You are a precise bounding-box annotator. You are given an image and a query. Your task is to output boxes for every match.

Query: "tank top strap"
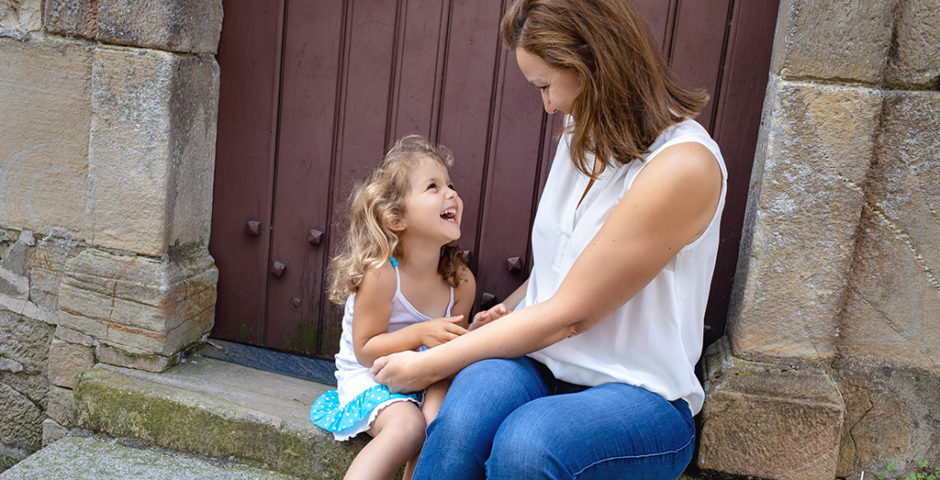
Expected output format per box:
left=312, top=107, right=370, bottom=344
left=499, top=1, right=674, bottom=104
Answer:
left=445, top=286, right=455, bottom=316
left=390, top=257, right=401, bottom=295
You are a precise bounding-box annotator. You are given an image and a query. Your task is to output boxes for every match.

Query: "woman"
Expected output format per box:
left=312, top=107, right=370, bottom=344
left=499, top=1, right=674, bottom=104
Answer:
left=371, top=0, right=725, bottom=478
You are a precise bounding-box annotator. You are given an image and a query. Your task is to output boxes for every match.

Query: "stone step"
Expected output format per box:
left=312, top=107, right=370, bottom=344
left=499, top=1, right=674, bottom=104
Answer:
left=71, top=356, right=367, bottom=480
left=0, top=435, right=298, bottom=480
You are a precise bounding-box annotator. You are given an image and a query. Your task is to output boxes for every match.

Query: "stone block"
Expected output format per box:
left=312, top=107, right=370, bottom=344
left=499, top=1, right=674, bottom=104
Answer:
left=0, top=383, right=44, bottom=451
left=59, top=249, right=217, bottom=358
left=885, top=0, right=940, bottom=87
left=728, top=77, right=883, bottom=362
left=96, top=344, right=172, bottom=373
left=54, top=325, right=96, bottom=348
left=41, top=419, right=67, bottom=447
left=0, top=0, right=41, bottom=33
left=96, top=0, right=222, bottom=54
left=43, top=0, right=99, bottom=39
left=0, top=310, right=54, bottom=376
left=833, top=360, right=940, bottom=477
left=88, top=46, right=219, bottom=257
left=838, top=91, right=940, bottom=373
left=47, top=339, right=95, bottom=389
left=0, top=37, right=92, bottom=238
left=771, top=0, right=895, bottom=84
left=698, top=338, right=844, bottom=480
left=29, top=231, right=81, bottom=315
left=46, top=385, right=75, bottom=426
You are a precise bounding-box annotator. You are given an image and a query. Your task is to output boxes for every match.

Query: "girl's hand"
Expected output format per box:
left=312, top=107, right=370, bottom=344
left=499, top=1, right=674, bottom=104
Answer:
left=419, top=315, right=467, bottom=348
left=371, top=350, right=435, bottom=393
left=469, top=303, right=508, bottom=331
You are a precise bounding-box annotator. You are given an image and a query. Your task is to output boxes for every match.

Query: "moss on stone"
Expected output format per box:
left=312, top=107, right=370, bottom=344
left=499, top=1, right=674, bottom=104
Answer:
left=73, top=366, right=365, bottom=479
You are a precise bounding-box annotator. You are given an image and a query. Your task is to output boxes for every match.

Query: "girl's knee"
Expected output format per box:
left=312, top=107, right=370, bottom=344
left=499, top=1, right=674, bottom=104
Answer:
left=373, top=402, right=426, bottom=445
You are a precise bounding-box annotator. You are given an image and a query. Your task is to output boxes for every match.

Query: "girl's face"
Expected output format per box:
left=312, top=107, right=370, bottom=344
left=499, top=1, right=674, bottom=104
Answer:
left=515, top=47, right=582, bottom=116
left=397, top=155, right=463, bottom=244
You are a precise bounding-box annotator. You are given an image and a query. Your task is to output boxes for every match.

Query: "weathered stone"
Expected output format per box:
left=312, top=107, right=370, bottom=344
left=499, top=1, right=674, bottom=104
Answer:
left=838, top=91, right=940, bottom=373
left=43, top=0, right=99, bottom=39
left=1, top=241, right=29, bottom=276
left=96, top=344, right=172, bottom=373
left=96, top=0, right=222, bottom=54
left=0, top=0, right=41, bottom=33
left=73, top=360, right=365, bottom=479
left=771, top=0, right=895, bottom=84
left=727, top=77, right=883, bottom=362
left=47, top=339, right=95, bottom=388
left=0, top=357, right=23, bottom=373
left=2, top=436, right=299, bottom=480
left=0, top=311, right=53, bottom=376
left=0, top=267, right=27, bottom=299
left=0, top=383, right=44, bottom=451
left=54, top=325, right=96, bottom=348
left=59, top=249, right=217, bottom=357
left=698, top=338, right=844, bottom=480
left=40, top=418, right=67, bottom=447
left=0, top=37, right=92, bottom=238
left=46, top=385, right=74, bottom=426
left=833, top=360, right=940, bottom=477
left=29, top=232, right=82, bottom=313
left=88, top=46, right=219, bottom=257
left=885, top=0, right=940, bottom=87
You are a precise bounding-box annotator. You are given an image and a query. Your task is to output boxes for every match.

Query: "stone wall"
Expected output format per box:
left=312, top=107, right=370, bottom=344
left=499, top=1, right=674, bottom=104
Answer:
left=0, top=0, right=222, bottom=467
left=699, top=1, right=939, bottom=479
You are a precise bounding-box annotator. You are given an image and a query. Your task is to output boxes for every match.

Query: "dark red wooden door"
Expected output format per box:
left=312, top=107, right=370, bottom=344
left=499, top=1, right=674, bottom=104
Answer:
left=210, top=0, right=779, bottom=357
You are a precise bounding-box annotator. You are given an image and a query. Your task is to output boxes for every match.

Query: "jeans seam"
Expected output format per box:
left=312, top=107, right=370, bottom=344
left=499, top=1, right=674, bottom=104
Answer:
left=571, top=428, right=695, bottom=479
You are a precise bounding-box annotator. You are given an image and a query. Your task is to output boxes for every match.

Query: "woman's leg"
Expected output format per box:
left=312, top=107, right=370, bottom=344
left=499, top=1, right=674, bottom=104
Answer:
left=344, top=401, right=426, bottom=480
left=412, top=357, right=552, bottom=480
left=485, top=383, right=695, bottom=480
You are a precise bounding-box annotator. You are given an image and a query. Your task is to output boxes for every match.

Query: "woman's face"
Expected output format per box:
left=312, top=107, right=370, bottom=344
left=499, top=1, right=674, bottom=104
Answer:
left=515, top=47, right=582, bottom=116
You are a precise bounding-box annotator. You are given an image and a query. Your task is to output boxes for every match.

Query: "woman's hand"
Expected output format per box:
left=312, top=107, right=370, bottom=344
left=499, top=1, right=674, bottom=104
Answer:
left=469, top=303, right=508, bottom=331
left=371, top=350, right=437, bottom=393
left=418, top=315, right=467, bottom=348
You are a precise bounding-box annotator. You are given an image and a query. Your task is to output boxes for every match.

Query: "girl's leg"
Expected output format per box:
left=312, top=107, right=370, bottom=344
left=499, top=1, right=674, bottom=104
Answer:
left=412, top=357, right=552, bottom=480
left=485, top=383, right=695, bottom=480
left=402, top=379, right=451, bottom=480
left=344, top=401, right=426, bottom=480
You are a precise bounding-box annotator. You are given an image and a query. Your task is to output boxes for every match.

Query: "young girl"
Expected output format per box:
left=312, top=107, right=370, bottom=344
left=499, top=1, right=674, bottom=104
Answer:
left=309, top=135, right=476, bottom=480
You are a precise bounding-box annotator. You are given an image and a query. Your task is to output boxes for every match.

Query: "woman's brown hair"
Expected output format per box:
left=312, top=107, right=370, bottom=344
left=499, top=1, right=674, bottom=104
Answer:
left=502, top=0, right=708, bottom=177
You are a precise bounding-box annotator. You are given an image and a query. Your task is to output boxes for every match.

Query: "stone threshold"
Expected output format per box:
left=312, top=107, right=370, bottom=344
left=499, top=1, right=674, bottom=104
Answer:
left=0, top=434, right=297, bottom=480
left=71, top=355, right=367, bottom=479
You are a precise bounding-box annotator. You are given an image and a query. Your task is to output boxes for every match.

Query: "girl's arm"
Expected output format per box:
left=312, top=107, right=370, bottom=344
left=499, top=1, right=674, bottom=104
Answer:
left=450, top=266, right=477, bottom=328
left=372, top=142, right=722, bottom=392
left=352, top=263, right=465, bottom=367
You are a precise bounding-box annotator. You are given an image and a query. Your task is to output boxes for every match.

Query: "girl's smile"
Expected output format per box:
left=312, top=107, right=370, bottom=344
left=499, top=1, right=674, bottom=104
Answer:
left=398, top=155, right=463, bottom=243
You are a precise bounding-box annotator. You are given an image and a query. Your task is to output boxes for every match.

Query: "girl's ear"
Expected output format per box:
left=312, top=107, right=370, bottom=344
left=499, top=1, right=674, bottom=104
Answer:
left=387, top=218, right=406, bottom=232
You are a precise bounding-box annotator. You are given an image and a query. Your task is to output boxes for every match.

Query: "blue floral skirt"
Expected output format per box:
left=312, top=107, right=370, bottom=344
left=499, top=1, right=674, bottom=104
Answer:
left=310, top=384, right=421, bottom=441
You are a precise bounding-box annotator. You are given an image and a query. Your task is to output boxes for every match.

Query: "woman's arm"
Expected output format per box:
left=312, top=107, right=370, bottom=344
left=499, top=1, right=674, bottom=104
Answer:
left=372, top=142, right=722, bottom=391
left=352, top=263, right=466, bottom=366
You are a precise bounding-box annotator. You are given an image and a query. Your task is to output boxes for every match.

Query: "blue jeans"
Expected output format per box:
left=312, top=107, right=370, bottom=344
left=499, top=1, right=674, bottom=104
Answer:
left=412, top=357, right=695, bottom=480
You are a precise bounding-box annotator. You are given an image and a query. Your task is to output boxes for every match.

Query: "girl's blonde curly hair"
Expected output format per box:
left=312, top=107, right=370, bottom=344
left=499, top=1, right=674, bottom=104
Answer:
left=327, top=135, right=465, bottom=304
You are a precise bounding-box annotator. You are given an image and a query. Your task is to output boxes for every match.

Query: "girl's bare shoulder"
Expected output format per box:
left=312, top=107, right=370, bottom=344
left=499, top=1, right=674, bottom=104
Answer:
left=358, top=261, right=397, bottom=300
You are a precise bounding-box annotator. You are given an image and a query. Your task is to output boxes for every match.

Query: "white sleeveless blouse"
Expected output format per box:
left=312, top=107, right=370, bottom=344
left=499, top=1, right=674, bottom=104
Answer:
left=524, top=118, right=726, bottom=415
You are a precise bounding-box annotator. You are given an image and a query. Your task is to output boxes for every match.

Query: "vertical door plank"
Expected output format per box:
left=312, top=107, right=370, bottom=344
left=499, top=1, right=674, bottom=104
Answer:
left=209, top=0, right=284, bottom=345
left=705, top=0, right=779, bottom=345
left=632, top=0, right=675, bottom=49
left=265, top=0, right=346, bottom=353
left=319, top=0, right=400, bottom=356
left=436, top=0, right=505, bottom=270
left=475, top=46, right=547, bottom=303
left=668, top=0, right=732, bottom=133
left=388, top=0, right=448, bottom=141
